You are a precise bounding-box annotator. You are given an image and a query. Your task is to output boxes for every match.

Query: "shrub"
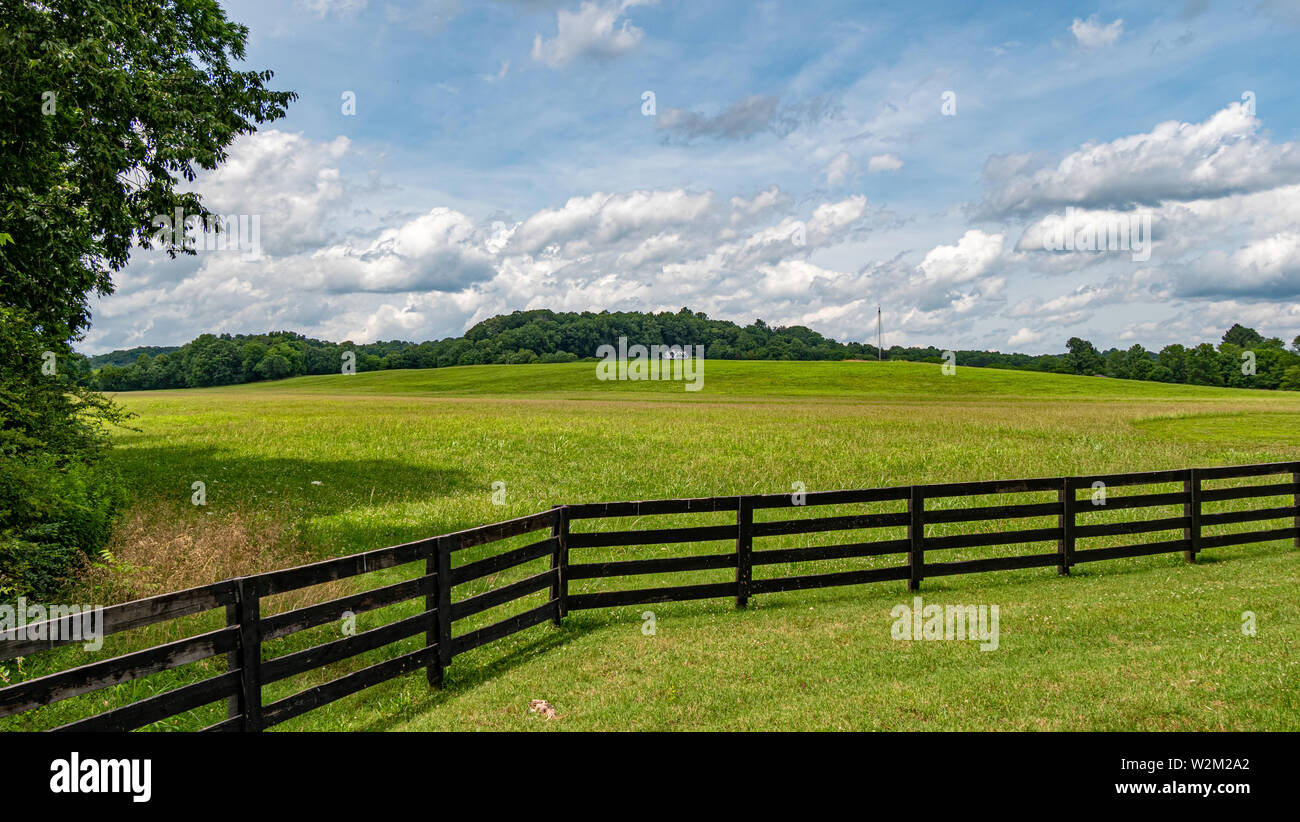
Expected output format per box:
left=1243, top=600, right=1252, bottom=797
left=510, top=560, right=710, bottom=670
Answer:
left=0, top=455, right=124, bottom=599
left=1281, top=366, right=1300, bottom=391
left=0, top=307, right=130, bottom=600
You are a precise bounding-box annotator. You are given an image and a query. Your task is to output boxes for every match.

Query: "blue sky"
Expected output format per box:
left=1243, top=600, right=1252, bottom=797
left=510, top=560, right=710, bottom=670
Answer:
left=84, top=0, right=1300, bottom=354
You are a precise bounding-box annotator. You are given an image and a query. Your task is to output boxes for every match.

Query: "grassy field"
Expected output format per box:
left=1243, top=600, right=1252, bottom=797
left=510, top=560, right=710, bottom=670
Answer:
left=4, top=360, right=1300, bottom=731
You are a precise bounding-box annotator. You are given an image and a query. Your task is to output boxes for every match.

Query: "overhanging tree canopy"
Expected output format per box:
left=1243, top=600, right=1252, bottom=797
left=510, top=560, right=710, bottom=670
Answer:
left=0, top=0, right=295, bottom=598
left=0, top=0, right=296, bottom=343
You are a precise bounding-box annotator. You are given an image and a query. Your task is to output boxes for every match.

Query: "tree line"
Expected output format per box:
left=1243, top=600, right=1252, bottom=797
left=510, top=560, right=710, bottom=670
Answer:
left=888, top=324, right=1300, bottom=390
left=83, top=311, right=1300, bottom=393
left=83, top=308, right=883, bottom=390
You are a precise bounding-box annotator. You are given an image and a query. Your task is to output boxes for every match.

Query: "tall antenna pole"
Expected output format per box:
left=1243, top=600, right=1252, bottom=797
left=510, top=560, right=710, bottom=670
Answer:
left=877, top=305, right=882, bottom=361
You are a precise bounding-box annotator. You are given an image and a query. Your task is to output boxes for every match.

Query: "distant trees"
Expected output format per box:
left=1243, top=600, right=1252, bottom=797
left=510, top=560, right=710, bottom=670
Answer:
left=1185, top=343, right=1224, bottom=386
left=1066, top=337, right=1105, bottom=375
left=881, top=324, right=1299, bottom=391
left=1053, top=324, right=1300, bottom=392
left=876, top=323, right=1300, bottom=393
left=1125, top=345, right=1156, bottom=381
left=1282, top=367, right=1300, bottom=392
left=1158, top=344, right=1188, bottom=383
left=91, top=330, right=373, bottom=391
left=82, top=309, right=886, bottom=391
left=79, top=313, right=1300, bottom=396
left=1222, top=323, right=1264, bottom=349
left=1101, top=344, right=1154, bottom=381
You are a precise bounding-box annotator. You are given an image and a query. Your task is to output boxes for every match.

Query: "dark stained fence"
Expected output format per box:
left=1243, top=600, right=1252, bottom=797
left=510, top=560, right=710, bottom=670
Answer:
left=0, top=511, right=563, bottom=732
left=913, top=477, right=1061, bottom=582
left=441, top=509, right=562, bottom=660
left=746, top=487, right=912, bottom=597
left=565, top=495, right=741, bottom=610
left=2, top=461, right=1297, bottom=731
left=0, top=581, right=240, bottom=731
left=247, top=532, right=439, bottom=731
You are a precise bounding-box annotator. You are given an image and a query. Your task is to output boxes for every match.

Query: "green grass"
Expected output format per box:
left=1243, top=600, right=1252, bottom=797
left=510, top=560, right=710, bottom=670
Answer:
left=4, top=360, right=1299, bottom=731
left=209, top=359, right=1289, bottom=401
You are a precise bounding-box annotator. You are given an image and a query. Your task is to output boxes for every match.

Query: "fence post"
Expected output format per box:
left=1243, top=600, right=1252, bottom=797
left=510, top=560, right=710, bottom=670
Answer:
left=1184, top=468, right=1200, bottom=564
left=234, top=576, right=263, bottom=732
left=425, top=550, right=443, bottom=689
left=735, top=497, right=753, bottom=608
left=225, top=601, right=241, bottom=720
left=550, top=505, right=569, bottom=625
left=437, top=537, right=453, bottom=671
left=908, top=486, right=923, bottom=592
left=1293, top=465, right=1299, bottom=549
left=1058, top=478, right=1073, bottom=576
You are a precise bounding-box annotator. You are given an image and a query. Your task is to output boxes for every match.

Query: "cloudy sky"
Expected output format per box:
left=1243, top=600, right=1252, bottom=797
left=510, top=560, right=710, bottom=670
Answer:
left=83, top=0, right=1300, bottom=354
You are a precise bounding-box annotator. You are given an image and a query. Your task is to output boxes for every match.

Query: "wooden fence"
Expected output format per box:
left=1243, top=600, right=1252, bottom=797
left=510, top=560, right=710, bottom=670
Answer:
left=2, top=461, right=1297, bottom=731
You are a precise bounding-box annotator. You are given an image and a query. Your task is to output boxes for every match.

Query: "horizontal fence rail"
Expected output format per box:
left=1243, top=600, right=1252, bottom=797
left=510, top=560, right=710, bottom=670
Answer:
left=2, top=462, right=1297, bottom=731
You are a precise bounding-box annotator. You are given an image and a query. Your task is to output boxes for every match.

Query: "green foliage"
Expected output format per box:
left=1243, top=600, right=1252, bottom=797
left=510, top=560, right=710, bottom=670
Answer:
left=85, top=311, right=887, bottom=390
left=255, top=353, right=292, bottom=381
left=0, top=0, right=293, bottom=597
left=84, top=312, right=1300, bottom=396
left=0, top=0, right=296, bottom=341
left=1065, top=337, right=1105, bottom=375
left=0, top=307, right=130, bottom=598
left=1149, top=365, right=1174, bottom=383
left=1186, top=343, right=1225, bottom=386
left=1281, top=366, right=1300, bottom=392
left=1222, top=322, right=1265, bottom=348
left=0, top=454, right=123, bottom=599
left=83, top=345, right=181, bottom=370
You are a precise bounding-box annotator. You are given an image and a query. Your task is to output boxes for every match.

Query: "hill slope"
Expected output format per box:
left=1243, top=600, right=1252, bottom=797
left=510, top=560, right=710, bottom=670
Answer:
left=154, top=359, right=1289, bottom=402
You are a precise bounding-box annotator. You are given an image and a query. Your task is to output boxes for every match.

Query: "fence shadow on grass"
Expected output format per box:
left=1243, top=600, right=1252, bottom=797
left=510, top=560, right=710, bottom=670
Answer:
left=336, top=621, right=602, bottom=732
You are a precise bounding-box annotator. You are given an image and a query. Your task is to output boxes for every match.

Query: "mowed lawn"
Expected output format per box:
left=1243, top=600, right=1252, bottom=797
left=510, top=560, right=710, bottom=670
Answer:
left=7, top=360, right=1300, bottom=730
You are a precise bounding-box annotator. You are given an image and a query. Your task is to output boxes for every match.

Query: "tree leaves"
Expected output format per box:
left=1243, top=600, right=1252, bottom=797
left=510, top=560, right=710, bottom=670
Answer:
left=0, top=0, right=296, bottom=342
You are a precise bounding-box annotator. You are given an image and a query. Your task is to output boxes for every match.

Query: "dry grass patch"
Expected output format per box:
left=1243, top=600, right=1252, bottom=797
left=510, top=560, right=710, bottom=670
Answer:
left=73, top=504, right=345, bottom=617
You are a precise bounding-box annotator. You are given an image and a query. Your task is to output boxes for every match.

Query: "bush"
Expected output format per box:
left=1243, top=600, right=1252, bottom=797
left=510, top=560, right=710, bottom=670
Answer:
left=505, top=349, right=539, bottom=364
left=0, top=455, right=124, bottom=599
left=254, top=353, right=292, bottom=381
left=1281, top=366, right=1300, bottom=391
left=0, top=307, right=130, bottom=600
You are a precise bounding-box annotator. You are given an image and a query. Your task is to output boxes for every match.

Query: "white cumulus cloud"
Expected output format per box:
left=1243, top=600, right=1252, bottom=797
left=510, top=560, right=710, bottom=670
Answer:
left=867, top=153, right=903, bottom=173
left=1070, top=15, right=1123, bottom=49
left=531, top=1, right=653, bottom=67
left=978, top=103, right=1300, bottom=217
